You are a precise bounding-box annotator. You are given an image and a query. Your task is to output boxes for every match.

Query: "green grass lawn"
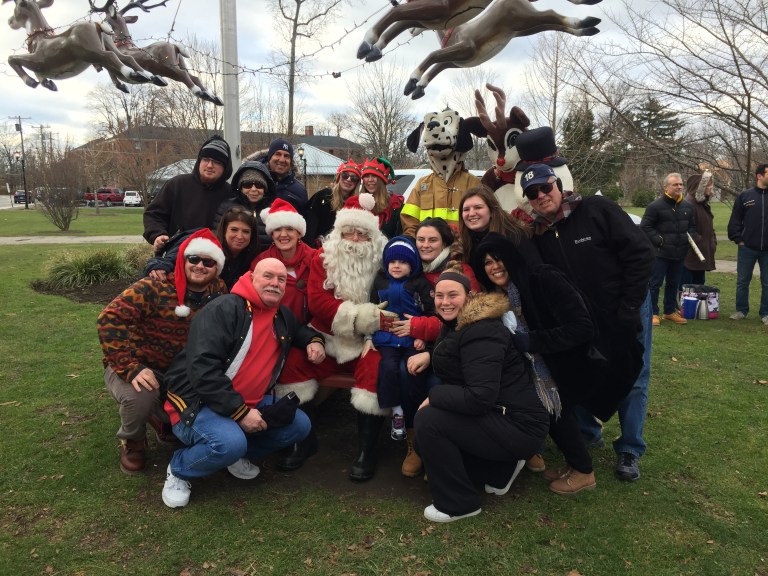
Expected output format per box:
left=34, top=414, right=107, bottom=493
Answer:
left=0, top=207, right=144, bottom=236
left=1, top=244, right=767, bottom=575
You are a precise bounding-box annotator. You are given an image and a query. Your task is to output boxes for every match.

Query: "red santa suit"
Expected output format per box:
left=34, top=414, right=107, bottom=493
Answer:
left=277, top=193, right=391, bottom=415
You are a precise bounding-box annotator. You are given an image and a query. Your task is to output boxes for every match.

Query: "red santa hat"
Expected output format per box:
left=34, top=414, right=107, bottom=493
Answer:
left=336, top=159, right=361, bottom=182
left=260, top=198, right=307, bottom=236
left=173, top=228, right=225, bottom=317
left=333, top=193, right=380, bottom=238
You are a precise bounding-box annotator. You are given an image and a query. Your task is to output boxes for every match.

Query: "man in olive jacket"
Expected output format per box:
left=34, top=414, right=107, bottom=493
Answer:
left=640, top=173, right=698, bottom=325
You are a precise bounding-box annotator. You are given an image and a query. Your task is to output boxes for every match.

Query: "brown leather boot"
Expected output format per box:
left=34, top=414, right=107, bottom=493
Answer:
left=549, top=469, right=596, bottom=495
left=120, top=438, right=147, bottom=475
left=401, top=429, right=422, bottom=478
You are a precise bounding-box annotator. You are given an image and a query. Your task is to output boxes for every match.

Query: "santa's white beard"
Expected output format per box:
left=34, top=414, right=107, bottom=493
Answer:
left=322, top=237, right=382, bottom=303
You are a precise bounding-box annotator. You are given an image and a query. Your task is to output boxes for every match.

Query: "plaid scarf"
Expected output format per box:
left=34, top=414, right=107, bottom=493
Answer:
left=532, top=191, right=582, bottom=235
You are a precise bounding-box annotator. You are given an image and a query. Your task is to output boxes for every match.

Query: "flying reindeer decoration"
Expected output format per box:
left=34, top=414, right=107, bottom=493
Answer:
left=89, top=0, right=223, bottom=105
left=402, top=0, right=601, bottom=99
left=357, top=0, right=602, bottom=63
left=3, top=0, right=166, bottom=93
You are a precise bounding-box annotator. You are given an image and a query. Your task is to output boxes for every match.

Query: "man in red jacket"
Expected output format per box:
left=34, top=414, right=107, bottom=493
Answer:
left=276, top=193, right=397, bottom=481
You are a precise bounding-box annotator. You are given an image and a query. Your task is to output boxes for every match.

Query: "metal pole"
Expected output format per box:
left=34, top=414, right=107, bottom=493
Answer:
left=220, top=0, right=241, bottom=174
left=11, top=116, right=30, bottom=209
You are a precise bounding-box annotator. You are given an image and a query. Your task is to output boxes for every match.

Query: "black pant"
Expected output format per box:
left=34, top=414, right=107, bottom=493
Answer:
left=376, top=347, right=425, bottom=409
left=414, top=405, right=547, bottom=516
left=548, top=405, right=593, bottom=473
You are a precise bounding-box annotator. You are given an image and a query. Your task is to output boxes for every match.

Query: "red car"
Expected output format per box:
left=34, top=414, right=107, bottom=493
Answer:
left=83, top=187, right=125, bottom=207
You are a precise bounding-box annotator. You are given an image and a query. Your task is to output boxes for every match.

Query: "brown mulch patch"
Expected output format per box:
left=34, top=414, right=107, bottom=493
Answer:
left=32, top=278, right=139, bottom=305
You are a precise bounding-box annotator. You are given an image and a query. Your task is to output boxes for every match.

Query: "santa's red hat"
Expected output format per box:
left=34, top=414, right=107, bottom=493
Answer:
left=173, top=229, right=225, bottom=317
left=336, top=159, right=361, bottom=182
left=334, top=193, right=380, bottom=238
left=260, top=198, right=307, bottom=236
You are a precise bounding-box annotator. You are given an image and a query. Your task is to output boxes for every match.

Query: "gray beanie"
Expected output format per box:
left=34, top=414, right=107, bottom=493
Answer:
left=200, top=137, right=230, bottom=165
left=238, top=169, right=268, bottom=190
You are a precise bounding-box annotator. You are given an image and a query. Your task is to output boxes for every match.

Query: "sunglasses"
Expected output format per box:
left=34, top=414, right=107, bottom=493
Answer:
left=523, top=181, right=555, bottom=200
left=240, top=181, right=265, bottom=190
left=186, top=255, right=217, bottom=268
left=340, top=173, right=360, bottom=183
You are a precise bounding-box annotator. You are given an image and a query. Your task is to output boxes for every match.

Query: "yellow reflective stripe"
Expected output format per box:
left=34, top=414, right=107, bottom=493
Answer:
left=400, top=203, right=423, bottom=218
left=432, top=208, right=459, bottom=221
left=166, top=391, right=186, bottom=411
left=232, top=404, right=249, bottom=421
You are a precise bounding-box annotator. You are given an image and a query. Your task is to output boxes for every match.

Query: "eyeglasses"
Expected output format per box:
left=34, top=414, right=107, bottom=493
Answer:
left=523, top=181, right=555, bottom=200
left=240, top=181, right=265, bottom=190
left=340, top=227, right=370, bottom=240
left=340, top=173, right=360, bottom=183
left=186, top=255, right=217, bottom=268
left=200, top=157, right=223, bottom=167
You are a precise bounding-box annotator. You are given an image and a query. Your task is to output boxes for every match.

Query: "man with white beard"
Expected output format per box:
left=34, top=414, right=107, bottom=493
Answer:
left=275, top=193, right=397, bottom=481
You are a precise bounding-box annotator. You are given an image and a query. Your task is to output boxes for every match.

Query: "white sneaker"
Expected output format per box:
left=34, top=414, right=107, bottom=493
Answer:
left=730, top=311, right=746, bottom=320
left=423, top=504, right=481, bottom=523
left=227, top=458, right=261, bottom=480
left=485, top=459, right=526, bottom=496
left=762, top=316, right=768, bottom=326
left=162, top=464, right=191, bottom=508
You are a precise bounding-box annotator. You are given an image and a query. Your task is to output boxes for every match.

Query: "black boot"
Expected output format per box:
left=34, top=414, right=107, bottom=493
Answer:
left=276, top=405, right=318, bottom=471
left=349, top=412, right=385, bottom=482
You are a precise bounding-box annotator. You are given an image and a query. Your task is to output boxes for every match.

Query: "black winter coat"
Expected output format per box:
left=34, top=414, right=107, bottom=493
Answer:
left=302, top=187, right=335, bottom=247
left=532, top=196, right=654, bottom=420
left=165, top=294, right=323, bottom=425
left=143, top=135, right=233, bottom=244
left=640, top=194, right=698, bottom=260
left=429, top=292, right=549, bottom=432
left=728, top=187, right=768, bottom=251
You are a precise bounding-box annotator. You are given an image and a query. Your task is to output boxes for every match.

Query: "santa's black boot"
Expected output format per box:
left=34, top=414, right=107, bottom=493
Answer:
left=349, top=412, right=385, bottom=482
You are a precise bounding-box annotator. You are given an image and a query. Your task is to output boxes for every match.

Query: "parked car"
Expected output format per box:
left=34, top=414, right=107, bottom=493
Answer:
left=13, top=190, right=28, bottom=204
left=387, top=169, right=487, bottom=203
left=123, top=190, right=143, bottom=207
left=83, top=187, right=125, bottom=207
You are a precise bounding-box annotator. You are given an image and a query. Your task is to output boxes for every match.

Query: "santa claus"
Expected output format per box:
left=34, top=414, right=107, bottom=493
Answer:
left=275, top=193, right=396, bottom=481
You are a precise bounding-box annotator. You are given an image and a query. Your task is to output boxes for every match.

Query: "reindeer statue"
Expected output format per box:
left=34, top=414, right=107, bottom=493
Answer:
left=401, top=0, right=601, bottom=99
left=357, top=0, right=602, bottom=63
left=89, top=0, right=223, bottom=105
left=474, top=84, right=573, bottom=215
left=3, top=0, right=165, bottom=93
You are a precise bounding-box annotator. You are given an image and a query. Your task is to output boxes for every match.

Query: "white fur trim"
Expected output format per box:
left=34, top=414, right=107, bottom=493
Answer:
left=260, top=206, right=307, bottom=236
left=184, top=237, right=226, bottom=276
left=353, top=302, right=380, bottom=336
left=350, top=388, right=388, bottom=416
left=274, top=379, right=318, bottom=404
left=358, top=192, right=376, bottom=211
left=175, top=305, right=191, bottom=317
left=334, top=207, right=380, bottom=237
left=331, top=301, right=359, bottom=338
left=325, top=333, right=364, bottom=364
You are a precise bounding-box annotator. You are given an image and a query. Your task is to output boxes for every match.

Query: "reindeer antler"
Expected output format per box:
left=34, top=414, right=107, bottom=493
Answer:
left=120, top=0, right=169, bottom=14
left=89, top=0, right=116, bottom=13
left=485, top=83, right=508, bottom=132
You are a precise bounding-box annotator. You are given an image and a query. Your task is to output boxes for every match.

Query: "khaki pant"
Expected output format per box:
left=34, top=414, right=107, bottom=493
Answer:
left=104, top=366, right=167, bottom=441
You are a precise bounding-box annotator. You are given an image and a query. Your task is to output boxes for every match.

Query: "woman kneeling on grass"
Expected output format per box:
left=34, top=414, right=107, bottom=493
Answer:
left=409, top=265, right=549, bottom=522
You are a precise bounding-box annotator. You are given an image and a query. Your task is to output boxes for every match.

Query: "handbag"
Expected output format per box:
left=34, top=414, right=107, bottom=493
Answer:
left=259, top=391, right=300, bottom=428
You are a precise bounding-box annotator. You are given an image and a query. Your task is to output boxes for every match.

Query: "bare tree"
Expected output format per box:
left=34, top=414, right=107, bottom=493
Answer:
left=566, top=0, right=768, bottom=195
left=34, top=140, right=81, bottom=231
left=268, top=0, right=343, bottom=136
left=349, top=60, right=416, bottom=167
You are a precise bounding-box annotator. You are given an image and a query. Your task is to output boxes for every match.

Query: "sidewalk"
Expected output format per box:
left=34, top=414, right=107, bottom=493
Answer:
left=0, top=235, right=143, bottom=245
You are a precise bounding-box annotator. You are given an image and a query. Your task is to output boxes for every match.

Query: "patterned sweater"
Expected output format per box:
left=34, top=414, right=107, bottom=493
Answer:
left=97, top=273, right=227, bottom=383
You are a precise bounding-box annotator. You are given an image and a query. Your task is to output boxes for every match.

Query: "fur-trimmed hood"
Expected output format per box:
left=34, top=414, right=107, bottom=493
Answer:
left=686, top=170, right=713, bottom=203
left=456, top=292, right=509, bottom=330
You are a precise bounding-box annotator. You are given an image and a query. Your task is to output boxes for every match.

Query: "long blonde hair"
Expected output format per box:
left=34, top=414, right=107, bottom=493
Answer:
left=330, top=180, right=358, bottom=212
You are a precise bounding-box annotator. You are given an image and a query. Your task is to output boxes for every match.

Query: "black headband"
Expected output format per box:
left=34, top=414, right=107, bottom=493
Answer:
left=436, top=271, right=471, bottom=292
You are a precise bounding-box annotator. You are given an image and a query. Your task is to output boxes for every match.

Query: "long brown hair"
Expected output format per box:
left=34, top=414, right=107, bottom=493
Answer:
left=216, top=206, right=259, bottom=262
left=458, top=186, right=528, bottom=262
left=330, top=180, right=359, bottom=212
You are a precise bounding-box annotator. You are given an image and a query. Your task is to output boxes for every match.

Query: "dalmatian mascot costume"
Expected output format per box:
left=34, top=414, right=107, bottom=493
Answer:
left=400, top=109, right=484, bottom=237
left=474, top=84, right=573, bottom=217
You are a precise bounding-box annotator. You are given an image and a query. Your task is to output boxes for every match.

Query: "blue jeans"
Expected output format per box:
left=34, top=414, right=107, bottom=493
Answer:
left=576, top=291, right=652, bottom=458
left=170, top=399, right=311, bottom=480
left=735, top=245, right=768, bottom=317
left=649, top=257, right=684, bottom=315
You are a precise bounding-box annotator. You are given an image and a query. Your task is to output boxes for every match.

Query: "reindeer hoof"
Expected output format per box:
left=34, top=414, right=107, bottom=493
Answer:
left=151, top=75, right=168, bottom=87
left=356, top=41, right=373, bottom=60
left=211, top=95, right=224, bottom=106
left=364, top=47, right=382, bottom=63
left=129, top=71, right=151, bottom=83
left=403, top=78, right=418, bottom=96
left=25, top=78, right=40, bottom=89
left=42, top=79, right=57, bottom=91
left=582, top=27, right=600, bottom=36
left=581, top=16, right=601, bottom=28
left=117, top=83, right=129, bottom=94
left=411, top=86, right=426, bottom=100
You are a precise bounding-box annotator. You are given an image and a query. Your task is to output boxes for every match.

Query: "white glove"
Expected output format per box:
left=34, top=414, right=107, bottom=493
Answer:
left=501, top=310, right=518, bottom=333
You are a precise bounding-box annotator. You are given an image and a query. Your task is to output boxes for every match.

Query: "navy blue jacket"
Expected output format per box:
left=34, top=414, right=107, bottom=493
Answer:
left=370, top=271, right=434, bottom=348
left=728, top=187, right=768, bottom=251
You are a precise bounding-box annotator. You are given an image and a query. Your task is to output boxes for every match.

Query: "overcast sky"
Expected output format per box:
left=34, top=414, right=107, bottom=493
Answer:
left=0, top=0, right=633, bottom=148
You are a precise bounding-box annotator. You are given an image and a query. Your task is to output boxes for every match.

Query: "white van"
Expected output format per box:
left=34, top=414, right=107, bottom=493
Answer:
left=387, top=169, right=486, bottom=202
left=123, top=191, right=143, bottom=207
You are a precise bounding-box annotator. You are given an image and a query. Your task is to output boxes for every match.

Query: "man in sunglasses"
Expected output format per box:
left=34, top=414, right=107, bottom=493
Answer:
left=523, top=163, right=655, bottom=483
left=98, top=229, right=228, bottom=476
left=144, top=135, right=233, bottom=253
